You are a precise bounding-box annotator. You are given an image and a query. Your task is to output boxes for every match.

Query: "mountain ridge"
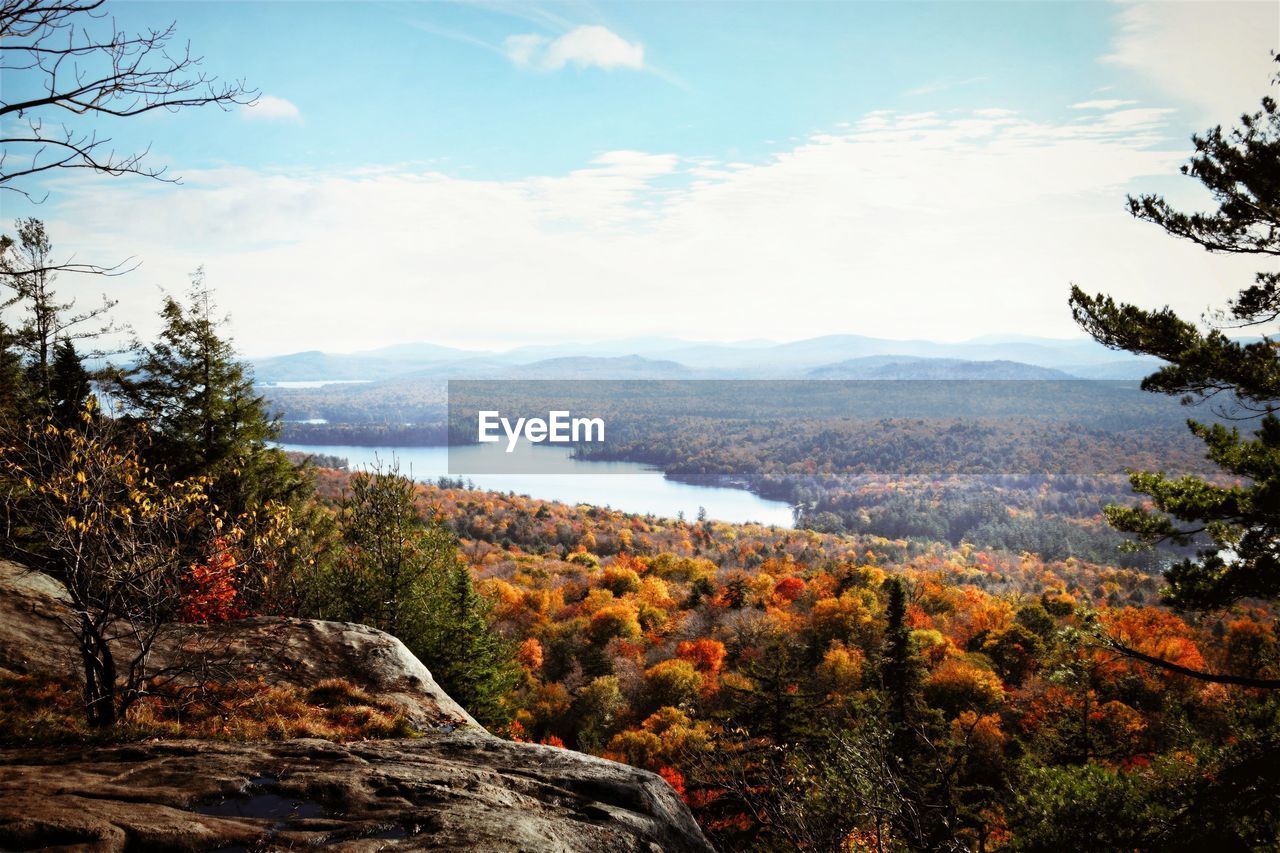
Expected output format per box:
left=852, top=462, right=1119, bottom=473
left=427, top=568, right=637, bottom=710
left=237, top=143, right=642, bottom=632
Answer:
left=254, top=334, right=1162, bottom=383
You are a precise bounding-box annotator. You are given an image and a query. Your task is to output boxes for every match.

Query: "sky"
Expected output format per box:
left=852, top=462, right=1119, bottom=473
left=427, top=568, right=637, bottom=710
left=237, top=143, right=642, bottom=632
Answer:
left=2, top=0, right=1278, bottom=356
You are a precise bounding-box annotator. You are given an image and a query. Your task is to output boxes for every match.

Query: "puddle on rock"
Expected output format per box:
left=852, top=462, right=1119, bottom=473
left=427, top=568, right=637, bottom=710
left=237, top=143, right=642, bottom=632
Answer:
left=194, top=774, right=328, bottom=824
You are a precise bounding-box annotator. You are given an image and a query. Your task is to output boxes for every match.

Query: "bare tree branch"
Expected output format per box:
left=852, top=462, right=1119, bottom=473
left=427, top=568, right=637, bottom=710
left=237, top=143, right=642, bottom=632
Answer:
left=0, top=0, right=257, bottom=199
left=1105, top=635, right=1280, bottom=689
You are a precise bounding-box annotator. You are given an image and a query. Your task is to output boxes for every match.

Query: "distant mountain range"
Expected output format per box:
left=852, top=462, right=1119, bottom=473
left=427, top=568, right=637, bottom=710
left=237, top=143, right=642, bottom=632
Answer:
left=806, top=357, right=1075, bottom=380
left=252, top=334, right=1167, bottom=384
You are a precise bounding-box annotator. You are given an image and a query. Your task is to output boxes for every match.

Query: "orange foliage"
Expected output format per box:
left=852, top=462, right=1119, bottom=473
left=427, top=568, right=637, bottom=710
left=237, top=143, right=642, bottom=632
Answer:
left=924, top=658, right=1004, bottom=716
left=180, top=537, right=243, bottom=623
left=518, top=637, right=544, bottom=672
left=1106, top=607, right=1207, bottom=689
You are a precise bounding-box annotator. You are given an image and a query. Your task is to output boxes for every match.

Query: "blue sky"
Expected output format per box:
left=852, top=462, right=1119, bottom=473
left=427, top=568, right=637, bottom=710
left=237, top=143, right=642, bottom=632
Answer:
left=3, top=1, right=1277, bottom=354
left=7, top=2, right=1145, bottom=177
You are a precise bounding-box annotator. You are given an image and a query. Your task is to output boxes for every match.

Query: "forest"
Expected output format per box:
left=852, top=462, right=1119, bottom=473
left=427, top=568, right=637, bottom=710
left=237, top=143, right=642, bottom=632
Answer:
left=334, top=472, right=1280, bottom=850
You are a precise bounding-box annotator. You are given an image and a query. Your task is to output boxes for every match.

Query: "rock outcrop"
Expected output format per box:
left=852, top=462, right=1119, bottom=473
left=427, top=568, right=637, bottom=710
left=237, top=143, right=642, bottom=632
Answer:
left=0, top=561, right=715, bottom=852
left=0, top=559, right=479, bottom=732
left=0, top=736, right=713, bottom=852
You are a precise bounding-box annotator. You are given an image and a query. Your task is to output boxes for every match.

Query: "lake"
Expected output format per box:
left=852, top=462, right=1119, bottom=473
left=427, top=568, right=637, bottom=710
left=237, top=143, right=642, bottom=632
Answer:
left=280, top=442, right=795, bottom=528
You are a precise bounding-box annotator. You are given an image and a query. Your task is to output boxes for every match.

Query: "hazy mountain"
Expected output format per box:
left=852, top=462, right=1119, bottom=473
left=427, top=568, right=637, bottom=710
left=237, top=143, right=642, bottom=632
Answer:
left=749, top=335, right=1135, bottom=371
left=1064, top=358, right=1165, bottom=380
left=634, top=335, right=1144, bottom=374
left=508, top=355, right=695, bottom=379
left=253, top=351, right=383, bottom=382
left=253, top=334, right=1161, bottom=382
left=254, top=343, right=490, bottom=383
left=807, top=357, right=1076, bottom=380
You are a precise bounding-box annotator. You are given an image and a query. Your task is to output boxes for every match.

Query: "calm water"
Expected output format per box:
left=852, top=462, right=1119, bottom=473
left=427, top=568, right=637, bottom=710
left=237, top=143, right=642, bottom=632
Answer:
left=264, top=380, right=372, bottom=389
left=280, top=442, right=795, bottom=528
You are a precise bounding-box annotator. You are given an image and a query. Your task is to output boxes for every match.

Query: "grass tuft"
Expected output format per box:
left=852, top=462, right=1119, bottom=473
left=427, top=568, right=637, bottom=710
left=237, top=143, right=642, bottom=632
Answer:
left=0, top=670, right=420, bottom=745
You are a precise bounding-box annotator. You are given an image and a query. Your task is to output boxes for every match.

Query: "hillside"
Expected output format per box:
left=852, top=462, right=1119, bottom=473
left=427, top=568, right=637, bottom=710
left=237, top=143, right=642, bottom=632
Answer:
left=300, top=471, right=1280, bottom=851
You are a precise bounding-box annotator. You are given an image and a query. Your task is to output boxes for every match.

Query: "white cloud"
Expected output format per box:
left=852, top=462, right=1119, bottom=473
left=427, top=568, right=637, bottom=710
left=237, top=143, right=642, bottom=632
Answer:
left=504, top=25, right=644, bottom=71
left=1104, top=1, right=1277, bottom=120
left=1072, top=99, right=1139, bottom=110
left=41, top=105, right=1257, bottom=355
left=242, top=95, right=302, bottom=122
left=502, top=33, right=546, bottom=67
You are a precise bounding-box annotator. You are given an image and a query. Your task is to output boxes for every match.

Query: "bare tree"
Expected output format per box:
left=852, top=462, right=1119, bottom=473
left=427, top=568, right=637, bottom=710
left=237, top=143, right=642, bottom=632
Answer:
left=1, top=0, right=256, bottom=200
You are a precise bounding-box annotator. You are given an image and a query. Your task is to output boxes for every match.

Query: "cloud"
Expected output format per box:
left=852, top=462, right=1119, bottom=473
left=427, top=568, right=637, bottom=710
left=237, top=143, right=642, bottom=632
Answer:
left=242, top=95, right=302, bottom=122
left=1103, top=1, right=1277, bottom=120
left=504, top=25, right=645, bottom=71
left=43, top=104, right=1256, bottom=355
left=1072, top=99, right=1139, bottom=110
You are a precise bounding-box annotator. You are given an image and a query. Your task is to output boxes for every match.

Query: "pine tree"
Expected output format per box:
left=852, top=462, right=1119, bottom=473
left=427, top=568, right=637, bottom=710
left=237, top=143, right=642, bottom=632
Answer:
left=1070, top=57, right=1280, bottom=680
left=0, top=320, right=27, bottom=425
left=877, top=576, right=964, bottom=848
left=111, top=269, right=299, bottom=517
left=424, top=563, right=519, bottom=728
left=881, top=575, right=920, bottom=735
left=718, top=632, right=827, bottom=745
left=49, top=339, right=91, bottom=428
left=0, top=219, right=115, bottom=409
left=332, top=464, right=450, bottom=635
left=321, top=463, right=517, bottom=728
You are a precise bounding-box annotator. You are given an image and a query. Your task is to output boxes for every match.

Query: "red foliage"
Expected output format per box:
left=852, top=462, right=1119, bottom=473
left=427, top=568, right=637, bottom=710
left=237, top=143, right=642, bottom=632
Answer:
left=658, top=765, right=687, bottom=801
left=180, top=538, right=243, bottom=623
left=773, top=576, right=806, bottom=602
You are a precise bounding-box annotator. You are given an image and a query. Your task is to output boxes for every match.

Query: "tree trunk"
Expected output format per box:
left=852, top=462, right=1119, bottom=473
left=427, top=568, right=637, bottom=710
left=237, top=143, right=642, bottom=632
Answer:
left=79, top=614, right=117, bottom=728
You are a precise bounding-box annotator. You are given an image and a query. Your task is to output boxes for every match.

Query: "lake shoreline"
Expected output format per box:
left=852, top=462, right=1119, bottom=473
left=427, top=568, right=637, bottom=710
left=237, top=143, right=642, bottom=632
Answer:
left=279, top=442, right=797, bottom=528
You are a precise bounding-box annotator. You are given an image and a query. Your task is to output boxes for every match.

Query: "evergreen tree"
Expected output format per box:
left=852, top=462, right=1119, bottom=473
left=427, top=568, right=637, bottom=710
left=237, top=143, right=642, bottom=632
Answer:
left=0, top=219, right=115, bottom=409
left=878, top=575, right=963, bottom=849
left=49, top=339, right=91, bottom=428
left=424, top=563, right=519, bottom=728
left=111, top=269, right=299, bottom=516
left=1070, top=57, right=1280, bottom=612
left=322, top=462, right=517, bottom=728
left=0, top=320, right=27, bottom=424
left=331, top=464, right=450, bottom=635
left=881, top=575, right=920, bottom=735
left=724, top=633, right=826, bottom=745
